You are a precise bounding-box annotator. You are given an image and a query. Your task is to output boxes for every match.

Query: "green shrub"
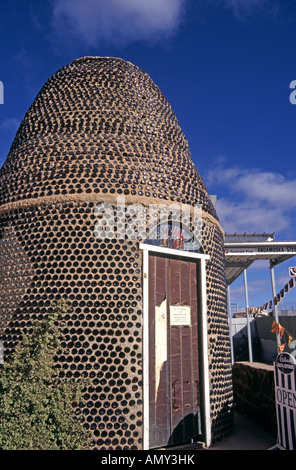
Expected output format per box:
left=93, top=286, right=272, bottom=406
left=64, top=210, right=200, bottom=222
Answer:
left=0, top=300, right=89, bottom=450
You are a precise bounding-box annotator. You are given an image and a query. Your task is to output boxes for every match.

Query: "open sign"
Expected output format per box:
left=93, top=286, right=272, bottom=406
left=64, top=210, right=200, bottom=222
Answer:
left=274, top=352, right=296, bottom=449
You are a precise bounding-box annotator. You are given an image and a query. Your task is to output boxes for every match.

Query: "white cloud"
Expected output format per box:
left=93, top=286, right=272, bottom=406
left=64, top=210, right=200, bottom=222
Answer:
left=50, top=0, right=187, bottom=47
left=233, top=171, right=296, bottom=207
left=215, top=197, right=290, bottom=234
left=206, top=162, right=296, bottom=235
left=208, top=166, right=296, bottom=208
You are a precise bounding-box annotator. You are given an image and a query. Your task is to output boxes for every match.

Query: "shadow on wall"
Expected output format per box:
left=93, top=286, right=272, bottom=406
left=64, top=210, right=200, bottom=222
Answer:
left=165, top=402, right=234, bottom=448
left=165, top=407, right=234, bottom=448
left=153, top=359, right=202, bottom=448
left=167, top=413, right=201, bottom=447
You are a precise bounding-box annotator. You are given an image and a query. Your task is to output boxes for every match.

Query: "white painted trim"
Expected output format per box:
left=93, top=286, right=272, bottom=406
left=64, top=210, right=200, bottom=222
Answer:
left=140, top=243, right=211, bottom=449
left=199, top=258, right=211, bottom=447
left=139, top=243, right=210, bottom=260
left=142, top=247, right=150, bottom=450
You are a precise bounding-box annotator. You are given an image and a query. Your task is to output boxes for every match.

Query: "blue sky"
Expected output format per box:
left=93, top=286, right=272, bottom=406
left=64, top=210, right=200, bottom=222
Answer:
left=0, top=0, right=296, bottom=311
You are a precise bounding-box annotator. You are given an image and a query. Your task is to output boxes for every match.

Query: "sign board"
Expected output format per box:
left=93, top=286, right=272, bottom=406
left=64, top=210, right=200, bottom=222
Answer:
left=274, top=353, right=296, bottom=449
left=225, top=245, right=296, bottom=255
left=289, top=267, right=296, bottom=277
left=170, top=305, right=191, bottom=326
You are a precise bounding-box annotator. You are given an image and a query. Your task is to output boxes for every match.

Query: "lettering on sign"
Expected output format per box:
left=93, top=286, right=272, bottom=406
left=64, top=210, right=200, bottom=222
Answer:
left=226, top=246, right=296, bottom=254
left=170, top=305, right=191, bottom=326
left=276, top=388, right=296, bottom=410
left=277, top=352, right=295, bottom=375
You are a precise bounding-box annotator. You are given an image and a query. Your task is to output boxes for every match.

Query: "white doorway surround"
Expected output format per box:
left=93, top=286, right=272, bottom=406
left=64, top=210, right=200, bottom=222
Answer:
left=140, top=243, right=211, bottom=450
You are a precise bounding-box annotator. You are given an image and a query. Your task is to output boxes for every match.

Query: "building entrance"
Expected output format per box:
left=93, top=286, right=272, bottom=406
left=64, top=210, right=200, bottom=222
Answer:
left=148, top=254, right=201, bottom=448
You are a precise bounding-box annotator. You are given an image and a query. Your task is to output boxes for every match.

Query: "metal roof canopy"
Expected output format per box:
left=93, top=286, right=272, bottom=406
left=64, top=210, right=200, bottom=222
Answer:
left=225, top=232, right=296, bottom=364
left=225, top=232, right=296, bottom=286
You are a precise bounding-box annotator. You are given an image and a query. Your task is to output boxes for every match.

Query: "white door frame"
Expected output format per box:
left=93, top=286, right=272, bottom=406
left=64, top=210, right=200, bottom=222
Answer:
left=139, top=243, right=211, bottom=449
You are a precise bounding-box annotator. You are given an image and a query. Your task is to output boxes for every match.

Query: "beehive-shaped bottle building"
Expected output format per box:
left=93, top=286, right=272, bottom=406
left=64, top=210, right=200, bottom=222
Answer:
left=0, top=57, right=233, bottom=449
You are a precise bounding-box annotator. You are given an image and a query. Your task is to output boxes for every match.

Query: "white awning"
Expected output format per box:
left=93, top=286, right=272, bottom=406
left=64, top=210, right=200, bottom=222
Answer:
left=225, top=233, right=296, bottom=285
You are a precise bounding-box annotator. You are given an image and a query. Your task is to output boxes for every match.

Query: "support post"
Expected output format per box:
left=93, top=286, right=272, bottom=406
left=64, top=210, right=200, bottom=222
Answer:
left=227, top=286, right=234, bottom=365
left=243, top=269, right=253, bottom=362
left=270, top=259, right=280, bottom=348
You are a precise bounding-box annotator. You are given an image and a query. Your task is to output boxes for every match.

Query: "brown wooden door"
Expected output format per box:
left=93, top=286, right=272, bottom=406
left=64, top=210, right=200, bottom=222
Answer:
left=148, top=254, right=200, bottom=448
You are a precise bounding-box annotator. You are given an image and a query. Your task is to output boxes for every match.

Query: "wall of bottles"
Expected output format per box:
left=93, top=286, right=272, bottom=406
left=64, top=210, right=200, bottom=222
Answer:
left=0, top=57, right=233, bottom=449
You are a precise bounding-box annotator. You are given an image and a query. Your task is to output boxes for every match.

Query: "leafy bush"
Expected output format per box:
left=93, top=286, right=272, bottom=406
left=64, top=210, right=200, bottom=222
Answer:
left=0, top=300, right=89, bottom=450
